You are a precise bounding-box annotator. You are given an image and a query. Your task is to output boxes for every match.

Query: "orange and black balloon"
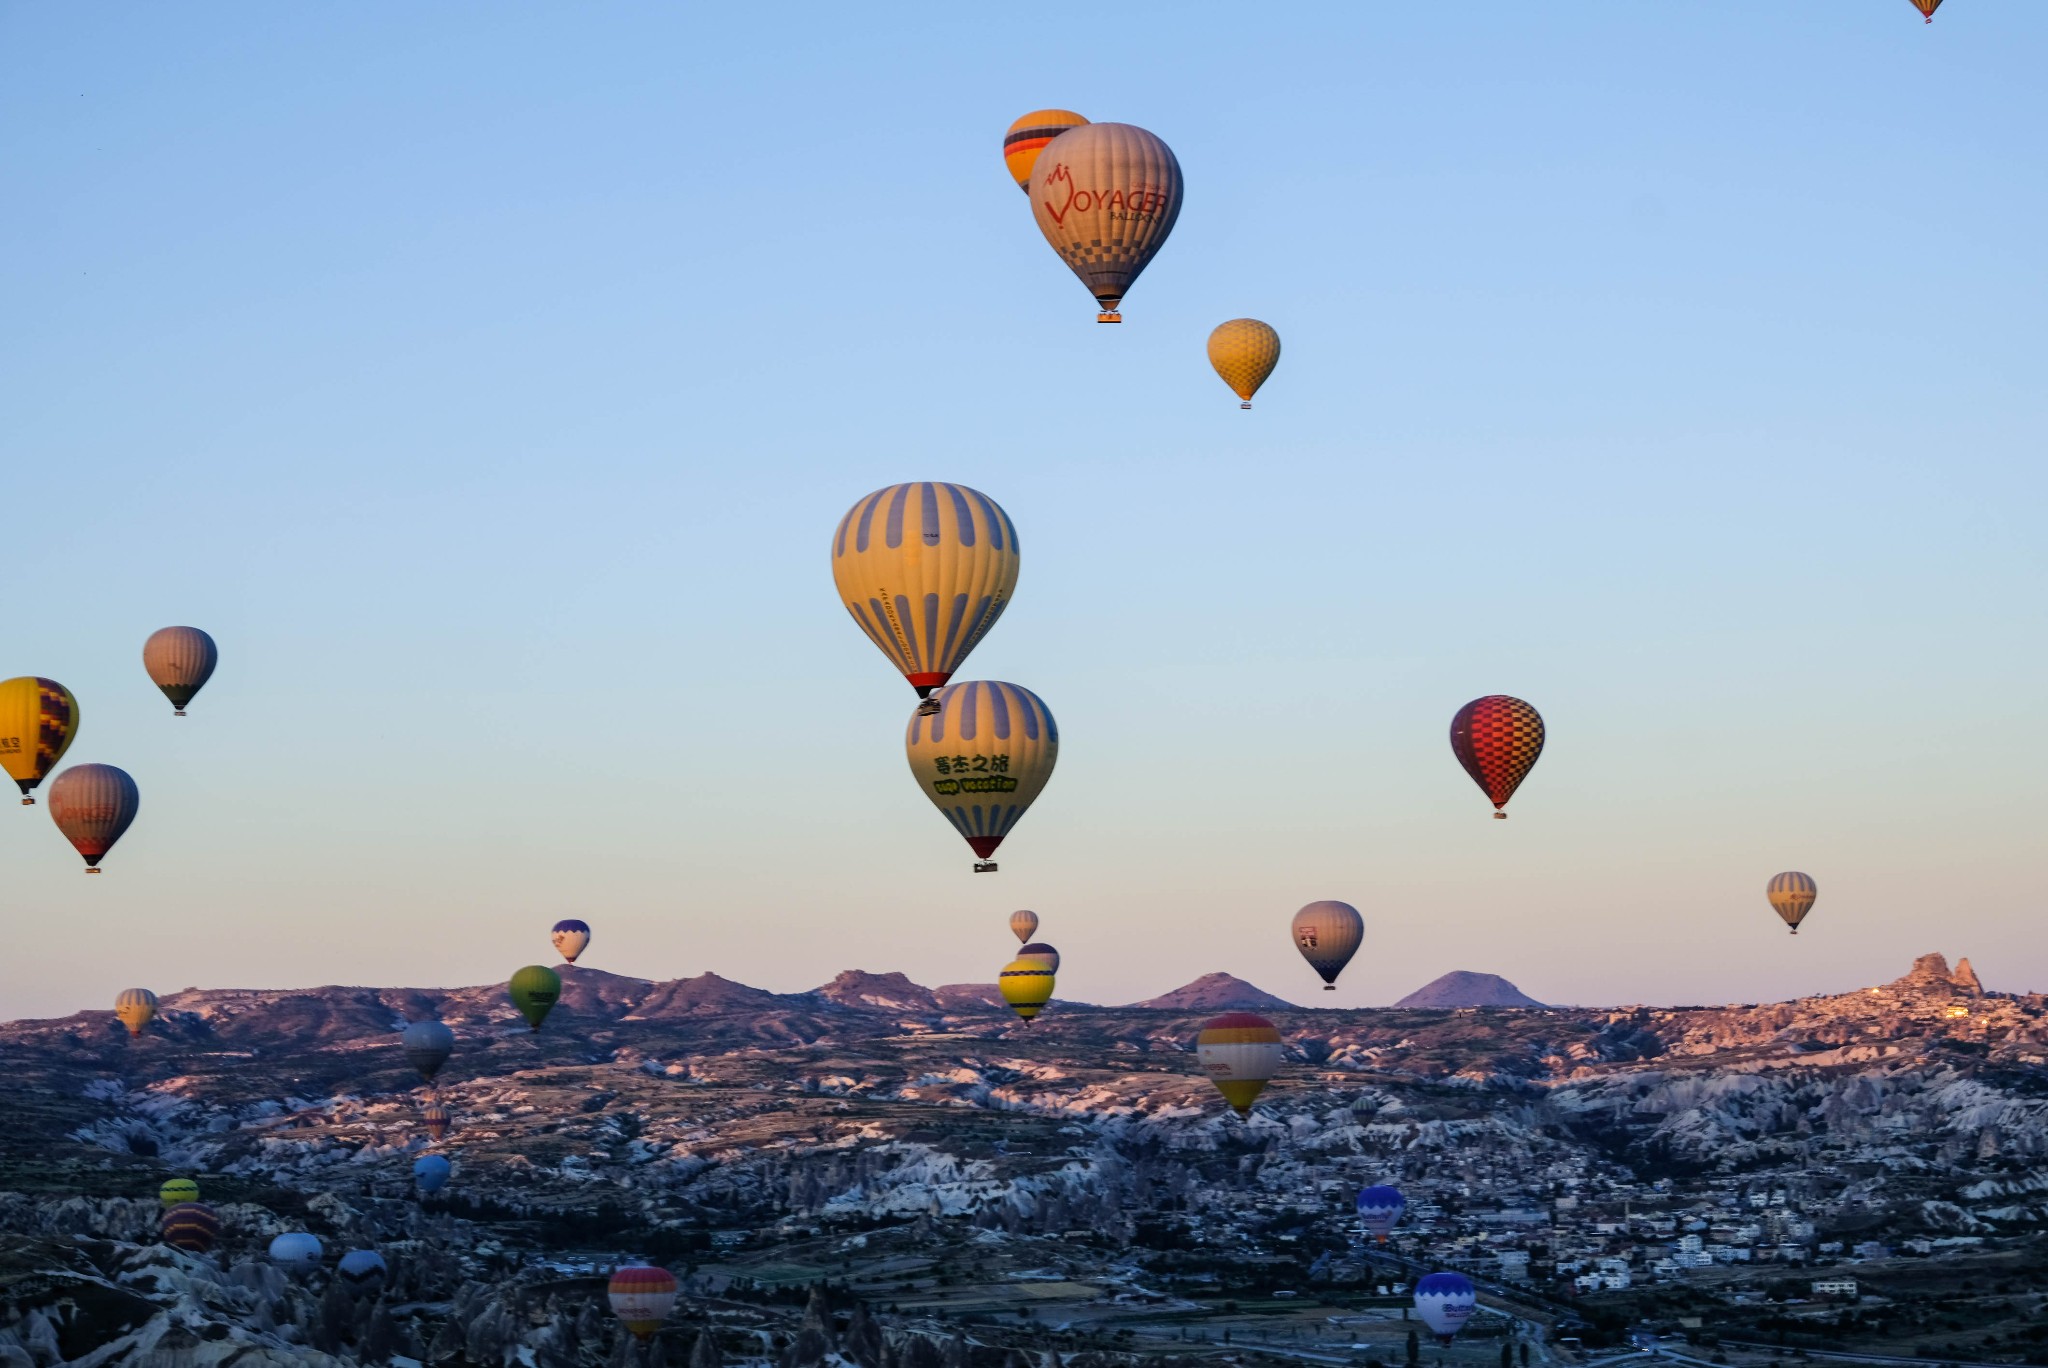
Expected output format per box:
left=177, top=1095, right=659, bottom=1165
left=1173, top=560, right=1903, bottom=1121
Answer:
left=1909, top=0, right=1941, bottom=22
left=1449, top=695, right=1544, bottom=819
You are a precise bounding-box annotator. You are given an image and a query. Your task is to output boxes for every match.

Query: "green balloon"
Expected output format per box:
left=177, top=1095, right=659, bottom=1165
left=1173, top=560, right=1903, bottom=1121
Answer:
left=508, top=965, right=562, bottom=1031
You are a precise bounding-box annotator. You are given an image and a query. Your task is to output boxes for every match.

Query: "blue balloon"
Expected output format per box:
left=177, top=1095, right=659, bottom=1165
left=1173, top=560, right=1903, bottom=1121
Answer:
left=1414, top=1272, right=1476, bottom=1341
left=413, top=1153, right=452, bottom=1194
left=1355, top=1184, right=1406, bottom=1240
left=337, top=1249, right=388, bottom=1293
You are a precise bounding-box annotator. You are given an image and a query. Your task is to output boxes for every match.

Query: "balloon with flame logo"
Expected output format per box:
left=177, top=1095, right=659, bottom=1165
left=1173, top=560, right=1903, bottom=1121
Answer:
left=159, top=1178, right=199, bottom=1208
left=1029, top=122, right=1184, bottom=322
left=609, top=1264, right=679, bottom=1342
left=1414, top=1272, right=1477, bottom=1343
left=142, top=626, right=218, bottom=716
left=905, top=681, right=1058, bottom=872
left=1290, top=901, right=1362, bottom=991
left=421, top=1099, right=451, bottom=1143
left=999, top=956, right=1055, bottom=1022
left=1009, top=909, right=1039, bottom=944
left=49, top=763, right=139, bottom=871
left=833, top=484, right=1020, bottom=699
left=402, top=1020, right=453, bottom=1081
left=551, top=918, right=591, bottom=962
left=0, top=676, right=78, bottom=805
left=1196, top=1012, right=1284, bottom=1117
left=161, top=1202, right=221, bottom=1254
left=116, top=989, right=159, bottom=1037
left=1449, top=695, right=1544, bottom=818
left=1208, top=319, right=1282, bottom=409
left=508, top=965, right=561, bottom=1031
left=1003, top=109, right=1087, bottom=192
left=1910, top=0, right=1941, bottom=20
left=1767, top=871, right=1818, bottom=934
left=1017, top=942, right=1059, bottom=972
left=1356, top=1185, right=1406, bottom=1244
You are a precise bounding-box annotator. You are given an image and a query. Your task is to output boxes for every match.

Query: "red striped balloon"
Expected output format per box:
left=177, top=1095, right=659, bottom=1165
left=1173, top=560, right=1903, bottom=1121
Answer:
left=161, top=1201, right=221, bottom=1253
left=1449, top=696, right=1544, bottom=818
left=609, top=1264, right=679, bottom=1341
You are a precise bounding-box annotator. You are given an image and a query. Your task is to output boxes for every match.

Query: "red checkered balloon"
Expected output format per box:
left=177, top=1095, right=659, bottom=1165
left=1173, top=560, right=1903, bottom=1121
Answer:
left=1449, top=696, right=1545, bottom=818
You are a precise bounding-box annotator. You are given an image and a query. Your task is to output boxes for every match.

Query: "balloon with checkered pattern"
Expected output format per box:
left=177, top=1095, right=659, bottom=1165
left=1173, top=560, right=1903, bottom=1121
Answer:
left=1449, top=695, right=1545, bottom=819
left=1029, top=122, right=1183, bottom=322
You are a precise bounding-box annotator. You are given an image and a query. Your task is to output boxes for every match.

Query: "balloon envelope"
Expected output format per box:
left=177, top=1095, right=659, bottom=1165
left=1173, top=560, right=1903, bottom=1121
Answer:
left=1449, top=695, right=1544, bottom=816
left=1196, top=1012, right=1284, bottom=1116
left=1009, top=909, right=1039, bottom=944
left=159, top=1178, right=199, bottom=1207
left=413, top=1154, right=452, bottom=1193
left=268, top=1232, right=324, bottom=1271
left=48, top=763, right=139, bottom=870
left=551, top=918, right=591, bottom=962
left=905, top=681, right=1058, bottom=868
left=1208, top=319, right=1281, bottom=408
left=161, top=1202, right=220, bottom=1253
left=1017, top=941, right=1060, bottom=972
left=1911, top=0, right=1941, bottom=18
left=609, top=1264, right=679, bottom=1342
left=999, top=957, right=1055, bottom=1021
left=337, top=1250, right=388, bottom=1293
left=142, top=627, right=218, bottom=715
left=401, top=1020, right=454, bottom=1081
left=1414, top=1272, right=1476, bottom=1340
left=1767, top=871, right=1818, bottom=934
left=116, top=988, right=159, bottom=1037
left=1291, top=901, right=1363, bottom=989
left=1029, top=122, right=1183, bottom=321
left=0, top=676, right=78, bottom=803
left=833, top=483, right=1020, bottom=697
left=1003, top=109, right=1087, bottom=192
left=1356, top=1185, right=1405, bottom=1241
left=509, top=965, right=561, bottom=1030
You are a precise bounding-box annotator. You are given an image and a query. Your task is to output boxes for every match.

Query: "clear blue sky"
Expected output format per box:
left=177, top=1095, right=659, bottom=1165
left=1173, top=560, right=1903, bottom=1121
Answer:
left=4, top=3, right=2042, bottom=1020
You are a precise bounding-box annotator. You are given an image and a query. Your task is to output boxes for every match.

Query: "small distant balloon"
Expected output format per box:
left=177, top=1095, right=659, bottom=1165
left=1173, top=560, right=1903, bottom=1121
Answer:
left=48, top=763, right=139, bottom=871
left=1356, top=1185, right=1406, bottom=1243
left=551, top=918, right=591, bottom=963
left=268, top=1232, right=324, bottom=1273
left=337, top=1249, right=388, bottom=1296
left=609, top=1264, right=680, bottom=1343
left=159, top=1178, right=199, bottom=1207
left=1017, top=942, right=1060, bottom=973
left=509, top=965, right=561, bottom=1031
left=1207, top=319, right=1281, bottom=409
left=161, top=1202, right=221, bottom=1254
left=1414, top=1272, right=1476, bottom=1342
left=999, top=956, right=1055, bottom=1022
left=905, top=681, right=1058, bottom=872
left=1003, top=109, right=1088, bottom=192
left=1910, top=0, right=1941, bottom=21
left=0, top=676, right=78, bottom=805
left=421, top=1100, right=451, bottom=1143
left=116, top=988, right=159, bottom=1037
left=413, top=1153, right=452, bottom=1194
left=1009, top=909, right=1039, bottom=944
left=142, top=627, right=218, bottom=716
left=1029, top=122, right=1183, bottom=322
left=1290, top=901, right=1363, bottom=991
left=401, top=1020, right=453, bottom=1082
left=1196, top=1012, right=1284, bottom=1117
left=1767, top=871, right=1818, bottom=935
left=1450, top=695, right=1544, bottom=818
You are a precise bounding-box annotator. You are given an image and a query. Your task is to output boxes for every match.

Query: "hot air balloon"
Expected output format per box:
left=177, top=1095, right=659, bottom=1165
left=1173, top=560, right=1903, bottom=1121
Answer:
left=1414, top=1272, right=1476, bottom=1342
left=609, top=1264, right=680, bottom=1343
left=268, top=1232, right=324, bottom=1273
left=142, top=627, right=218, bottom=717
left=1009, top=909, right=1039, bottom=944
left=1291, top=901, right=1363, bottom=991
left=0, top=676, right=77, bottom=805
left=1207, top=319, right=1281, bottom=409
left=1017, top=942, right=1060, bottom=972
left=337, top=1249, right=389, bottom=1296
left=905, top=681, right=1058, bottom=872
left=1030, top=122, right=1183, bottom=322
left=999, top=956, right=1055, bottom=1022
left=1910, top=0, right=1941, bottom=21
left=1767, top=872, right=1818, bottom=935
left=413, top=1153, right=452, bottom=1194
left=1356, top=1185, right=1405, bottom=1244
left=551, top=918, right=591, bottom=963
left=159, top=1178, right=199, bottom=1207
left=116, top=988, right=159, bottom=1037
left=48, top=763, right=139, bottom=871
left=161, top=1202, right=221, bottom=1254
left=1450, top=695, right=1544, bottom=818
left=1003, top=109, right=1088, bottom=192
left=833, top=483, right=1020, bottom=701
left=1196, top=1012, right=1284, bottom=1117
left=401, top=1020, right=453, bottom=1082
left=421, top=1099, right=451, bottom=1142
left=509, top=965, right=561, bottom=1031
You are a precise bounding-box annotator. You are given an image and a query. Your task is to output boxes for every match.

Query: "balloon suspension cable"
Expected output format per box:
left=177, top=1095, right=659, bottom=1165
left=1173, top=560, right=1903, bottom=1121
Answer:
left=973, top=861, right=998, bottom=874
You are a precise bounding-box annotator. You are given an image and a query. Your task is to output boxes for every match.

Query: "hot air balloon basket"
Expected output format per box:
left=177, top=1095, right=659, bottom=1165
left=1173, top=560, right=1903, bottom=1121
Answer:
left=974, top=861, right=998, bottom=873
left=917, top=699, right=941, bottom=717
left=1096, top=312, right=1121, bottom=324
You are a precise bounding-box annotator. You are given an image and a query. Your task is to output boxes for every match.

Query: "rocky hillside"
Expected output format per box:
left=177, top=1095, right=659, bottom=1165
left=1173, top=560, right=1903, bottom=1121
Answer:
left=1392, top=970, right=1544, bottom=1009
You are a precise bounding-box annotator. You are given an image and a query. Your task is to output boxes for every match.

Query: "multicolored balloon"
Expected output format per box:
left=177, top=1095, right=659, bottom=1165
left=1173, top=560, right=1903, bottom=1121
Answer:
left=268, top=1232, right=324, bottom=1273
left=609, top=1264, right=680, bottom=1342
left=1290, top=901, right=1362, bottom=991
left=1009, top=909, right=1039, bottom=944
left=905, top=681, right=1058, bottom=871
left=421, top=1099, right=450, bottom=1143
left=1003, top=109, right=1087, bottom=192
left=142, top=627, right=218, bottom=716
left=48, top=763, right=139, bottom=871
left=1910, top=0, right=1941, bottom=20
left=1196, top=1012, right=1284, bottom=1117
left=1449, top=695, right=1545, bottom=818
left=116, top=988, right=159, bottom=1037
left=1017, top=941, right=1060, bottom=972
left=999, top=956, right=1055, bottom=1022
left=0, top=676, right=78, bottom=805
left=401, top=1020, right=453, bottom=1081
left=1207, top=319, right=1281, bottom=409
left=1029, top=122, right=1183, bottom=322
left=161, top=1202, right=221, bottom=1253
left=833, top=483, right=1020, bottom=698
left=1767, top=871, right=1818, bottom=935
left=1356, top=1185, right=1405, bottom=1243
left=509, top=965, right=561, bottom=1031
left=413, top=1153, right=452, bottom=1194
left=551, top=918, right=591, bottom=962
left=159, top=1178, right=199, bottom=1207
left=337, top=1249, right=388, bottom=1296
left=1414, top=1272, right=1476, bottom=1342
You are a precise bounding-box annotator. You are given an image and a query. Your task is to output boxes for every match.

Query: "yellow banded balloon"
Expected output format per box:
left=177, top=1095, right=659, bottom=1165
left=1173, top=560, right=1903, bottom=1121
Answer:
left=999, top=956, right=1055, bottom=1021
left=1207, top=319, right=1281, bottom=409
left=1767, top=871, right=1817, bottom=934
left=1196, top=1012, right=1284, bottom=1117
left=115, top=988, right=159, bottom=1037
left=905, top=681, right=1057, bottom=871
left=1003, top=109, right=1088, bottom=193
left=0, top=676, right=78, bottom=805
left=833, top=483, right=1020, bottom=698
left=159, top=1178, right=199, bottom=1207
left=1029, top=122, right=1183, bottom=322
left=1009, top=909, right=1039, bottom=944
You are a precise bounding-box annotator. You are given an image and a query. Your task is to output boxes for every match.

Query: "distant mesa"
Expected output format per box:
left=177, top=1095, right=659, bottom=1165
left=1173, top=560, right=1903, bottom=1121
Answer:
left=811, top=970, right=942, bottom=1015
left=934, top=982, right=1008, bottom=1010
left=1128, top=973, right=1297, bottom=1012
left=1394, top=971, right=1544, bottom=1010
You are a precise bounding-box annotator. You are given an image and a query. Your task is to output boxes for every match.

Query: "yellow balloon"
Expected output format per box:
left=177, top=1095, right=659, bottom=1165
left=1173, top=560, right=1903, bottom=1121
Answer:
left=999, top=957, right=1055, bottom=1022
left=904, top=681, right=1057, bottom=872
left=833, top=484, right=1020, bottom=698
left=1197, top=1012, right=1284, bottom=1117
left=0, top=677, right=79, bottom=805
left=1207, top=319, right=1281, bottom=409
left=115, top=988, right=159, bottom=1037
left=1003, top=110, right=1088, bottom=193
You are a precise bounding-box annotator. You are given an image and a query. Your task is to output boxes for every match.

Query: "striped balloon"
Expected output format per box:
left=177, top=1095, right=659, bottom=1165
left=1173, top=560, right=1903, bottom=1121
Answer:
left=1207, top=319, right=1282, bottom=408
left=159, top=1178, right=199, bottom=1207
left=160, top=1202, right=221, bottom=1254
left=1290, top=901, right=1363, bottom=990
left=1449, top=695, right=1545, bottom=818
left=1196, top=1012, right=1285, bottom=1117
left=142, top=626, right=218, bottom=716
left=1767, top=871, right=1818, bottom=934
left=115, top=988, right=159, bottom=1037
left=48, top=763, right=139, bottom=871
left=999, top=957, right=1055, bottom=1021
left=1910, top=0, right=1940, bottom=20
left=1009, top=909, right=1039, bottom=944
left=1029, top=122, right=1183, bottom=322
left=833, top=483, right=1020, bottom=697
left=1017, top=941, right=1060, bottom=972
left=904, top=681, right=1058, bottom=871
left=609, top=1264, right=679, bottom=1342
left=421, top=1099, right=450, bottom=1142
left=0, top=676, right=78, bottom=804
left=1003, top=109, right=1088, bottom=192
